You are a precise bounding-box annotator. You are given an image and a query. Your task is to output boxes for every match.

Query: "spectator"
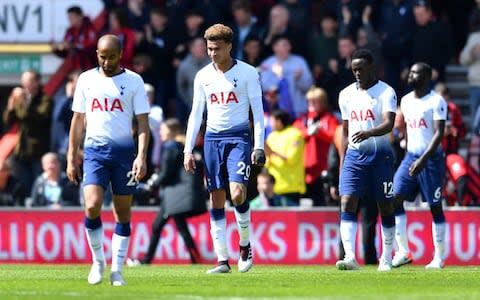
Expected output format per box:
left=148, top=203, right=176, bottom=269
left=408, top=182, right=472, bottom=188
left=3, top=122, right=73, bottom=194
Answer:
left=262, top=4, right=306, bottom=57
left=356, top=5, right=383, bottom=77
left=280, top=0, right=312, bottom=38
left=0, top=159, right=25, bottom=207
left=260, top=35, right=313, bottom=118
left=249, top=171, right=296, bottom=209
left=126, top=0, right=151, bottom=32
left=242, top=35, right=264, bottom=67
left=292, top=87, right=339, bottom=206
left=128, top=118, right=206, bottom=265
left=377, top=0, right=416, bottom=94
left=402, top=0, right=453, bottom=85
left=434, top=82, right=466, bottom=155
left=145, top=83, right=164, bottom=170
left=307, top=13, right=339, bottom=90
left=51, top=6, right=97, bottom=70
left=323, top=34, right=356, bottom=112
left=172, top=9, right=207, bottom=67
left=50, top=71, right=80, bottom=167
left=176, top=36, right=210, bottom=125
left=265, top=109, right=305, bottom=204
left=109, top=7, right=136, bottom=69
left=230, top=0, right=265, bottom=60
left=460, top=5, right=480, bottom=131
left=136, top=7, right=175, bottom=110
left=3, top=70, right=52, bottom=194
left=30, top=152, right=79, bottom=208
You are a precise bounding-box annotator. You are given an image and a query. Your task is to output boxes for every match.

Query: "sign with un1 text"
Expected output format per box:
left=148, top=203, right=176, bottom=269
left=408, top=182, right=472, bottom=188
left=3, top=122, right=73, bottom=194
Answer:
left=0, top=209, right=479, bottom=265
left=0, top=0, right=103, bottom=43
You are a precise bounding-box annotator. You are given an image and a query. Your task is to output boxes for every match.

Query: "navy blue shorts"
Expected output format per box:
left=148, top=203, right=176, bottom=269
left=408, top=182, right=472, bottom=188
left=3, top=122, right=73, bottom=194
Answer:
left=339, top=152, right=394, bottom=201
left=82, top=156, right=136, bottom=195
left=203, top=139, right=251, bottom=191
left=393, top=152, right=445, bottom=206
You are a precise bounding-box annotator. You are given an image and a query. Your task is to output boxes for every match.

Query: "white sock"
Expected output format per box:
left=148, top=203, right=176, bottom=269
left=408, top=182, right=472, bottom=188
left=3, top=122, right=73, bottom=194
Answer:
left=381, top=225, right=395, bottom=263
left=85, top=227, right=105, bottom=264
left=111, top=233, right=130, bottom=273
left=210, top=217, right=228, bottom=262
left=432, top=222, right=446, bottom=261
left=395, top=214, right=410, bottom=254
left=340, top=220, right=357, bottom=260
left=234, top=207, right=251, bottom=247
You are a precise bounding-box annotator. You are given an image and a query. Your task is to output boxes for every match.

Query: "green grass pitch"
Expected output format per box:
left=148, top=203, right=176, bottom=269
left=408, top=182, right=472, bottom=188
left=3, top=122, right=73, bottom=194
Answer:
left=0, top=264, right=478, bottom=299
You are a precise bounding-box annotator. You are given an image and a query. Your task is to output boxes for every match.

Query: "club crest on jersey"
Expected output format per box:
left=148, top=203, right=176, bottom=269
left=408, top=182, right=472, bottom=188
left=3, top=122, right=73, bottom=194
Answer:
left=233, top=78, right=238, bottom=87
left=120, top=85, right=125, bottom=95
left=350, top=109, right=375, bottom=122
left=210, top=92, right=239, bottom=104
left=406, top=118, right=428, bottom=128
left=91, top=98, right=124, bottom=112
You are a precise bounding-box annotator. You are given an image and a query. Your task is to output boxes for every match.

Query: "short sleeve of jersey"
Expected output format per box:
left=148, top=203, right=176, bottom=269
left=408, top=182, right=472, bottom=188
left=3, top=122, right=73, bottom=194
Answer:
left=247, top=69, right=262, bottom=99
left=132, top=75, right=150, bottom=115
left=339, top=90, right=348, bottom=120
left=381, top=87, right=397, bottom=113
left=433, top=96, right=447, bottom=120
left=72, top=73, right=86, bottom=113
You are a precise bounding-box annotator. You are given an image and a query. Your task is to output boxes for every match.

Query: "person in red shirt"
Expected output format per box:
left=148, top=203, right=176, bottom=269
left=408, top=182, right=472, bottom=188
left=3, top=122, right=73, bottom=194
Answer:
left=435, top=82, right=466, bottom=154
left=51, top=6, right=97, bottom=70
left=108, top=7, right=136, bottom=70
left=293, top=86, right=339, bottom=206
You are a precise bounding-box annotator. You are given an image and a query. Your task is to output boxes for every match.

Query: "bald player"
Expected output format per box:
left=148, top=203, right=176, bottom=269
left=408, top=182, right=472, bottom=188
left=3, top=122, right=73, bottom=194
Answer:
left=67, top=34, right=150, bottom=286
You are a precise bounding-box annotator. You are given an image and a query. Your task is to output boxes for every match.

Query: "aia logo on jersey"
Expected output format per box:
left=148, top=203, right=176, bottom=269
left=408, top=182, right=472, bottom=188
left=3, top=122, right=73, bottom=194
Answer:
left=91, top=98, right=124, bottom=112
left=350, top=109, right=375, bottom=122
left=406, top=118, right=428, bottom=128
left=210, top=92, right=239, bottom=104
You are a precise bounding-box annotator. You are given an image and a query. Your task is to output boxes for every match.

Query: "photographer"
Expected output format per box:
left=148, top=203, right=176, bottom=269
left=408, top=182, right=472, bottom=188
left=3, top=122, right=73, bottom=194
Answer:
left=129, top=118, right=207, bottom=265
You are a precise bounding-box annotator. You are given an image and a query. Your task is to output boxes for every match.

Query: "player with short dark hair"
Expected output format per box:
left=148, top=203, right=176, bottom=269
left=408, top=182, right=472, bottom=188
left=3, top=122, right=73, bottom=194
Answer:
left=184, top=23, right=265, bottom=274
left=392, top=62, right=447, bottom=269
left=335, top=48, right=397, bottom=272
left=67, top=34, right=150, bottom=286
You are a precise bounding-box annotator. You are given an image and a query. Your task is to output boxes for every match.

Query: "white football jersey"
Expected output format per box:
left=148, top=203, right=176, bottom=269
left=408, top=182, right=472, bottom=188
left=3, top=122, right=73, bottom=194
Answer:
left=400, top=90, right=447, bottom=155
left=339, top=80, right=397, bottom=161
left=184, top=60, right=264, bottom=152
left=72, top=68, right=150, bottom=152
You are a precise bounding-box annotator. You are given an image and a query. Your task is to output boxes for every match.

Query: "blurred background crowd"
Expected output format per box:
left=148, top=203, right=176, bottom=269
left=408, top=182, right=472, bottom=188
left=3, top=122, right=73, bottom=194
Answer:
left=1, top=0, right=480, bottom=210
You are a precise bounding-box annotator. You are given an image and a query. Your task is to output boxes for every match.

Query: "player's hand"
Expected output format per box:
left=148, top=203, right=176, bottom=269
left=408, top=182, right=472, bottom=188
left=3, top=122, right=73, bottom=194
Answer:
left=352, top=130, right=371, bottom=143
left=252, top=149, right=266, bottom=167
left=132, top=157, right=147, bottom=182
left=66, top=160, right=82, bottom=185
left=408, top=159, right=425, bottom=177
left=184, top=152, right=196, bottom=174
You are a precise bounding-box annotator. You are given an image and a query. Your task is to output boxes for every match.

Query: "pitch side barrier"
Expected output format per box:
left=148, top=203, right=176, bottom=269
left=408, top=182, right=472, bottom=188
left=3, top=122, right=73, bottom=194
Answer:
left=0, top=207, right=479, bottom=265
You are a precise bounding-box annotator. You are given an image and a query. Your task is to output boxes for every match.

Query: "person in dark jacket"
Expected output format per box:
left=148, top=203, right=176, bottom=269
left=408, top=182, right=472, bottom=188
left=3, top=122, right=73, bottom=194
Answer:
left=3, top=70, right=53, bottom=194
left=128, top=118, right=207, bottom=265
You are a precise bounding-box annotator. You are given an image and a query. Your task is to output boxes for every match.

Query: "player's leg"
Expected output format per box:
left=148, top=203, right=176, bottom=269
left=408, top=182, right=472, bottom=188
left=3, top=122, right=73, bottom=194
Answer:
left=83, top=185, right=106, bottom=284
left=230, top=182, right=252, bottom=272
left=227, top=141, right=253, bottom=272
left=207, top=189, right=231, bottom=273
left=392, top=154, right=417, bottom=267
left=420, top=156, right=446, bottom=269
left=108, top=163, right=137, bottom=285
left=374, top=161, right=396, bottom=272
left=110, top=194, right=132, bottom=285
left=82, top=156, right=108, bottom=285
left=204, top=139, right=231, bottom=273
left=336, top=156, right=364, bottom=270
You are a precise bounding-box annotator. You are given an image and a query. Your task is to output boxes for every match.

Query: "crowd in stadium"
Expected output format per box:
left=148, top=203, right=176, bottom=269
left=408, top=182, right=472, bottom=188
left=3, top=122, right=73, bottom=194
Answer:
left=1, top=0, right=480, bottom=209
